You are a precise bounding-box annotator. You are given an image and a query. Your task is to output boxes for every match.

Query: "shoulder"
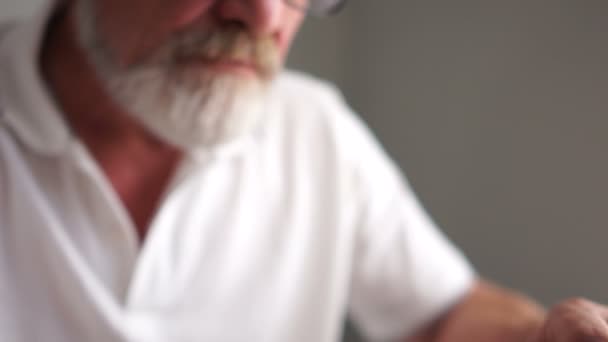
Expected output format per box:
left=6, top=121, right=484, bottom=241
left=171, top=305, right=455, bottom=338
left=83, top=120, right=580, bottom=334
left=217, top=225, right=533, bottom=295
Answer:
left=272, top=70, right=346, bottom=110
left=274, top=70, right=340, bottom=94
left=274, top=70, right=384, bottom=151
left=272, top=70, right=408, bottom=186
left=268, top=70, right=365, bottom=149
left=265, top=71, right=395, bottom=181
left=270, top=70, right=364, bottom=133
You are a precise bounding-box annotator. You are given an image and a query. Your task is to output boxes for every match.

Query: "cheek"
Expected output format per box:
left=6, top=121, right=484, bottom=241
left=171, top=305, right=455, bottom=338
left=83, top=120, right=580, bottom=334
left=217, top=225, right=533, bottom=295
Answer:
left=95, top=0, right=214, bottom=66
left=170, top=0, right=216, bottom=29
left=94, top=8, right=164, bottom=65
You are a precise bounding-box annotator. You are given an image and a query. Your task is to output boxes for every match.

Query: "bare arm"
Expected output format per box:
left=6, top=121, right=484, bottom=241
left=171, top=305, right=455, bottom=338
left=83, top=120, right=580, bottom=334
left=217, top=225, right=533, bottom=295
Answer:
left=407, top=279, right=546, bottom=342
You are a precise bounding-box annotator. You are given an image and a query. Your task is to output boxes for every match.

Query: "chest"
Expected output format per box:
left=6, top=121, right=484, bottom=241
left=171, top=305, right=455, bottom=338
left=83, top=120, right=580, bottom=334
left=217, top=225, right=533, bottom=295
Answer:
left=0, top=140, right=358, bottom=341
left=98, top=152, right=180, bottom=244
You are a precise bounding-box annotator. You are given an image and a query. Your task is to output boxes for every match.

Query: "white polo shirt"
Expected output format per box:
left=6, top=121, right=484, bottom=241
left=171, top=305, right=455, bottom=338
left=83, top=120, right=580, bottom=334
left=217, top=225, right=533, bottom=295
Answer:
left=0, top=5, right=474, bottom=342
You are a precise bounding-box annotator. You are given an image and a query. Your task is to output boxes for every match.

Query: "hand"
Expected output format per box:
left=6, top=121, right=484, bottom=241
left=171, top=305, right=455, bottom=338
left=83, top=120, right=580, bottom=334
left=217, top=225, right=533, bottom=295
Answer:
left=533, top=298, right=608, bottom=342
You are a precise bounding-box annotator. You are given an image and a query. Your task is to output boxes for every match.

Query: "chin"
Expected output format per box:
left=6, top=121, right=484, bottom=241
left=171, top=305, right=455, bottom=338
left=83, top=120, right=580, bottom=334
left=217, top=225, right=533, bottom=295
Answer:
left=108, top=68, right=270, bottom=149
left=74, top=0, right=278, bottom=149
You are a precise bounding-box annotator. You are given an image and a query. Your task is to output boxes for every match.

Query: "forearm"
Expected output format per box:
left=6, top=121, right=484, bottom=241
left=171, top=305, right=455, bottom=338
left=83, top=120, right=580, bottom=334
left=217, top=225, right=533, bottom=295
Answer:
left=408, top=280, right=546, bottom=342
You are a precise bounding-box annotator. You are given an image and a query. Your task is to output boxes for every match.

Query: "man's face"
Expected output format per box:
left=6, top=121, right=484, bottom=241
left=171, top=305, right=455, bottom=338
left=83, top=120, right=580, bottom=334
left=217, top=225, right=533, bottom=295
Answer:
left=90, top=0, right=303, bottom=76
left=75, top=0, right=305, bottom=149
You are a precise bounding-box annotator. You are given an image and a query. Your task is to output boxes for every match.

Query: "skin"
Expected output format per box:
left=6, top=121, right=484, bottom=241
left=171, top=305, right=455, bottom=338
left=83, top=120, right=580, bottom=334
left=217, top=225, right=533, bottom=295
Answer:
left=409, top=281, right=608, bottom=342
left=409, top=280, right=546, bottom=342
left=39, top=1, right=608, bottom=341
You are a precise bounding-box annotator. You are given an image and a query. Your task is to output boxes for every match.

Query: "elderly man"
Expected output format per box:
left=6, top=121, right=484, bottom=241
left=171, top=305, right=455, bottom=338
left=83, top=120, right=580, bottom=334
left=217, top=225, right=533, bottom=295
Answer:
left=0, top=0, right=607, bottom=341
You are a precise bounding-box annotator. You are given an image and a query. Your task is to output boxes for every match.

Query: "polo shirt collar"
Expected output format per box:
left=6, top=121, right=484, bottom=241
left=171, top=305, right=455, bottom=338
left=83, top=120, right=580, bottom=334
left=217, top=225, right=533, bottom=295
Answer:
left=0, top=2, right=72, bottom=157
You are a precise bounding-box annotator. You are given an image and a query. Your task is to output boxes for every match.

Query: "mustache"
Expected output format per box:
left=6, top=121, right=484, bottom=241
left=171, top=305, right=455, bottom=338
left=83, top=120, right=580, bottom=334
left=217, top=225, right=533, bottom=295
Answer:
left=155, top=24, right=281, bottom=79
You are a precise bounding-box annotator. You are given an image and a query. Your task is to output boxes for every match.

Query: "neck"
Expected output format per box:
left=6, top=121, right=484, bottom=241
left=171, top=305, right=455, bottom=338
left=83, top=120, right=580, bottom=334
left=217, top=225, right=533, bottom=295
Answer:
left=40, top=4, right=182, bottom=242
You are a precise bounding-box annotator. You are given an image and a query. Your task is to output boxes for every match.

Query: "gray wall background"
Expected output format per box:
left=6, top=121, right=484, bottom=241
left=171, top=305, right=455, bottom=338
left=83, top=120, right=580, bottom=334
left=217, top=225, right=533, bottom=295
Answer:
left=0, top=0, right=44, bottom=21
left=3, top=0, right=608, bottom=337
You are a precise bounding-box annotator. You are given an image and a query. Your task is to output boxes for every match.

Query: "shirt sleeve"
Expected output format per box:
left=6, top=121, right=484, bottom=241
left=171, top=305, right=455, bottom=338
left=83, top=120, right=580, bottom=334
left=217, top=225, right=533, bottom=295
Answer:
left=343, top=112, right=475, bottom=341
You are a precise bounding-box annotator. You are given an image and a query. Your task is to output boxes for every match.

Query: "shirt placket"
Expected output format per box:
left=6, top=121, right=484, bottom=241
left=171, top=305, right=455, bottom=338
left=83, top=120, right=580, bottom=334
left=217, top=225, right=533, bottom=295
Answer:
left=69, top=143, right=204, bottom=340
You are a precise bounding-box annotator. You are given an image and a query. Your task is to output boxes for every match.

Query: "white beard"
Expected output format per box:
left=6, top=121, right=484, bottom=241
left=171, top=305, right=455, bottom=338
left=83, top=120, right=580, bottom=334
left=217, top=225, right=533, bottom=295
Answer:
left=74, top=0, right=275, bottom=150
left=94, top=63, right=267, bottom=149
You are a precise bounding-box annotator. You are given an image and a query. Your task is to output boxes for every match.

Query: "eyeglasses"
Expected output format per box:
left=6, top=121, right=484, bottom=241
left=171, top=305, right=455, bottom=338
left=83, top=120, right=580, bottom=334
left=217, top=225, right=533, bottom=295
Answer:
left=283, top=0, right=347, bottom=16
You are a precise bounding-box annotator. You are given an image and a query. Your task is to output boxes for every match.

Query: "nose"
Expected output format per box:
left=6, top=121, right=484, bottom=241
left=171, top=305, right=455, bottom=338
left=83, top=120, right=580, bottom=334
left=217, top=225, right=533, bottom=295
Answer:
left=214, top=0, right=283, bottom=37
